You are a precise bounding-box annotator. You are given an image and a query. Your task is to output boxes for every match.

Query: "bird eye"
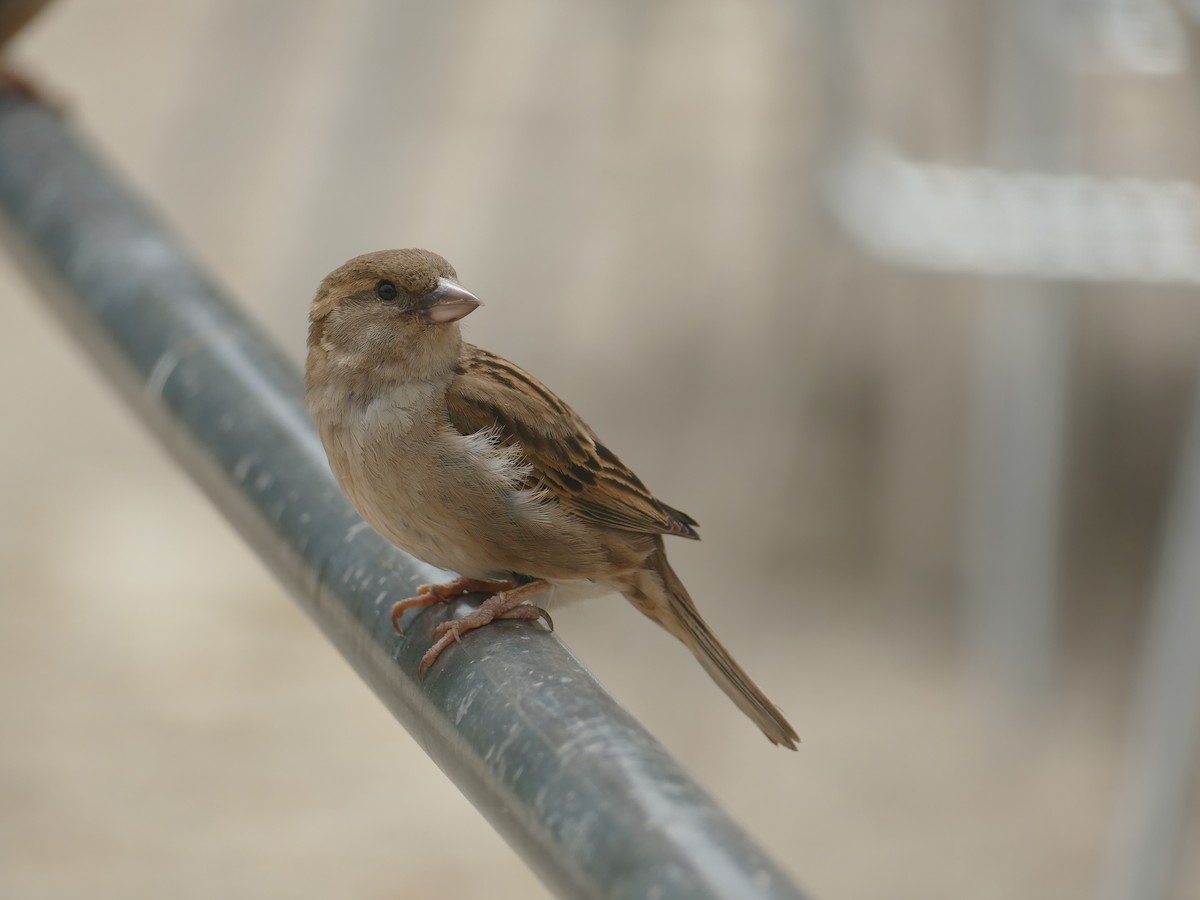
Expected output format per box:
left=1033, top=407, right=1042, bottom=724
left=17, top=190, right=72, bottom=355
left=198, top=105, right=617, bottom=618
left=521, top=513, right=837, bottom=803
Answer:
left=375, top=280, right=399, bottom=303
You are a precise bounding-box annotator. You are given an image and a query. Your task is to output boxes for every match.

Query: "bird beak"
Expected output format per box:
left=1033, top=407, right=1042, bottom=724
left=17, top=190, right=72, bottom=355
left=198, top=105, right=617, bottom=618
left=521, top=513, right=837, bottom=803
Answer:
left=422, top=277, right=482, bottom=323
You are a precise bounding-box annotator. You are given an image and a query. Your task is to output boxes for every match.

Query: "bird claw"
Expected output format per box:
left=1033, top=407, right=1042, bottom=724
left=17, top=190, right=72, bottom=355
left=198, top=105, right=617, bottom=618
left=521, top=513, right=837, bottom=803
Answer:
left=390, top=592, right=438, bottom=636
left=390, top=576, right=517, bottom=636
left=411, top=582, right=552, bottom=678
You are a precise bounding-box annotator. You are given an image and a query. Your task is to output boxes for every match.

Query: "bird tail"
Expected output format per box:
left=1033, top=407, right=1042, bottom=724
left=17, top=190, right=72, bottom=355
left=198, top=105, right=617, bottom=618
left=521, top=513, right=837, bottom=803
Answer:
left=630, top=542, right=799, bottom=749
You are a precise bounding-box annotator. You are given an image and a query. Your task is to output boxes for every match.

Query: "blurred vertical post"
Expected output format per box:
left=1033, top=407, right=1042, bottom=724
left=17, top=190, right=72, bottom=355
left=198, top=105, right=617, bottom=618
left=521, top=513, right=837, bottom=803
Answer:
left=1100, top=381, right=1200, bottom=900
left=963, top=0, right=1074, bottom=704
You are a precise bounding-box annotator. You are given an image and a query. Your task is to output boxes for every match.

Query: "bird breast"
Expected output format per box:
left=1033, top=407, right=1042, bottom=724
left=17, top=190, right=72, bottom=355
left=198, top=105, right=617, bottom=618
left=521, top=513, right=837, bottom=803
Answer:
left=310, top=378, right=611, bottom=582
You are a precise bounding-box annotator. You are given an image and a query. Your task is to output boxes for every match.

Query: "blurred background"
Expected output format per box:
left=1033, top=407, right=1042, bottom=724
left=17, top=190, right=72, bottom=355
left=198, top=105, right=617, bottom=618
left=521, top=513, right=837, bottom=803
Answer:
left=2, top=0, right=1199, bottom=897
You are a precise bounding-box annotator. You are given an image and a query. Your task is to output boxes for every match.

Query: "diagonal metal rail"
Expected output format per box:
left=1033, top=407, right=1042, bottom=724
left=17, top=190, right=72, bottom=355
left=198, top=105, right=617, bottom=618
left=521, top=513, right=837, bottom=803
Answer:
left=0, top=91, right=807, bottom=900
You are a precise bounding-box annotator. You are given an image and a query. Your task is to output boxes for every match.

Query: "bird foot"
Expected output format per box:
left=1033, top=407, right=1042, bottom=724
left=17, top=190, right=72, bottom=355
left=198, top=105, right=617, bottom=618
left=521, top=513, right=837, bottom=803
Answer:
left=390, top=576, right=517, bottom=635
left=416, top=580, right=552, bottom=679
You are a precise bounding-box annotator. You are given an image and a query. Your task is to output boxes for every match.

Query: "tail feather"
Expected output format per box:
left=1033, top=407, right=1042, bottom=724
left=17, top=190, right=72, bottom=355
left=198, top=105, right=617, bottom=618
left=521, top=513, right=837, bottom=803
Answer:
left=632, top=544, right=799, bottom=749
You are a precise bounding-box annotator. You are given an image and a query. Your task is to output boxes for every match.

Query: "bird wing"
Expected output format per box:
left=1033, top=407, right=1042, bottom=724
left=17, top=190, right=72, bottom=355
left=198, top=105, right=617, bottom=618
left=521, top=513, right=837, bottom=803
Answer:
left=445, top=345, right=699, bottom=540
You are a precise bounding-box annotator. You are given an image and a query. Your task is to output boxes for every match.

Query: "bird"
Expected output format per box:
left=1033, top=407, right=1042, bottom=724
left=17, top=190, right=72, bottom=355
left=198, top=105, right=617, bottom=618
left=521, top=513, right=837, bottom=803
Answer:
left=0, top=0, right=55, bottom=102
left=305, top=248, right=798, bottom=749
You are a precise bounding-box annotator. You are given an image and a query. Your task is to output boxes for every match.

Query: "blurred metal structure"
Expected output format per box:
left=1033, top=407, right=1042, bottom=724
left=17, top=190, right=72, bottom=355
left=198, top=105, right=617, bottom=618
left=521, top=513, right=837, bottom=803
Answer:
left=1100, top=382, right=1200, bottom=900
left=0, top=90, right=808, bottom=900
left=828, top=144, right=1200, bottom=282
left=963, top=0, right=1077, bottom=704
left=820, top=2, right=1200, bottom=899
left=824, top=2, right=1200, bottom=284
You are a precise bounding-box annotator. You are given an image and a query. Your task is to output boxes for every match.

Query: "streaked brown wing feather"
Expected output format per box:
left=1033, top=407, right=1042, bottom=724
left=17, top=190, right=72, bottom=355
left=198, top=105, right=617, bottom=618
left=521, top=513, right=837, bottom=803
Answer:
left=445, top=345, right=699, bottom=540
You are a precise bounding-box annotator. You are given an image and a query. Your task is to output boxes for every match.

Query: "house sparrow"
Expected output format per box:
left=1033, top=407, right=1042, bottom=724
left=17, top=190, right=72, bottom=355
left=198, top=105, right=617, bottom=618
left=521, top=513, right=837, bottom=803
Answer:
left=0, top=0, right=55, bottom=102
left=305, top=249, right=798, bottom=749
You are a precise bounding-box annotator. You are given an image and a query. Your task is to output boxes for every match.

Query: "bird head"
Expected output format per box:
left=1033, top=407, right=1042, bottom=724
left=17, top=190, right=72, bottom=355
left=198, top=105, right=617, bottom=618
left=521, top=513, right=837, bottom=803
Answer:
left=307, top=248, right=481, bottom=382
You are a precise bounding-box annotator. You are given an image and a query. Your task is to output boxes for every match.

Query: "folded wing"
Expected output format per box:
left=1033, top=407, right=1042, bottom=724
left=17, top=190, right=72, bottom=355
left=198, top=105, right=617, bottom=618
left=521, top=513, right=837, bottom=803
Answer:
left=446, top=345, right=699, bottom=540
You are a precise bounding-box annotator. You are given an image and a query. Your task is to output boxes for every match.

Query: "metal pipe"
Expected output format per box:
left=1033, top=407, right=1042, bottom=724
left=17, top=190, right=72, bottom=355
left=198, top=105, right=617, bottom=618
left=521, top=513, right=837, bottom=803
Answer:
left=0, top=91, right=808, bottom=900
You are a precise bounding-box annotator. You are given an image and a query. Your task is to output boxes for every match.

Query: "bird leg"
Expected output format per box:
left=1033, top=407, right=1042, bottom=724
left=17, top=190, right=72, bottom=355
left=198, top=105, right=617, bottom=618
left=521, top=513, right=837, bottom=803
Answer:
left=418, top=579, right=553, bottom=679
left=391, top=576, right=517, bottom=635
